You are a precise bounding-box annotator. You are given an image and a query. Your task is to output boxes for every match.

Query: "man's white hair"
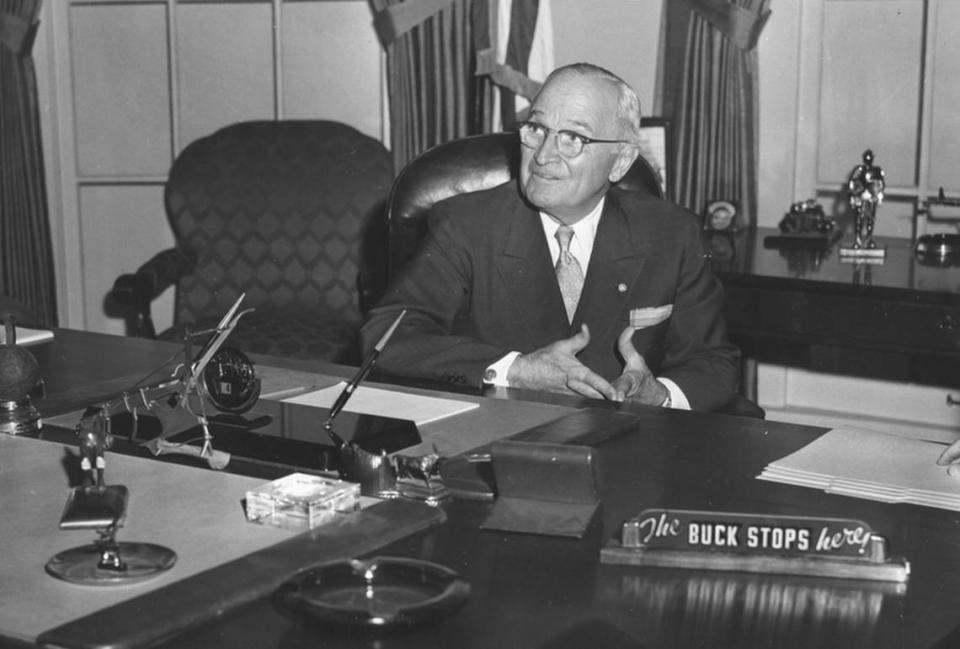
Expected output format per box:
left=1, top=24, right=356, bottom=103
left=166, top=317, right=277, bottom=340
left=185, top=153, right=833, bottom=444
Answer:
left=538, top=62, right=643, bottom=144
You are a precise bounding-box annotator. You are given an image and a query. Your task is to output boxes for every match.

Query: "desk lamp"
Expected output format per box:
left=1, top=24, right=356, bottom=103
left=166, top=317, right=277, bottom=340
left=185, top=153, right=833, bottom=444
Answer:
left=45, top=413, right=177, bottom=585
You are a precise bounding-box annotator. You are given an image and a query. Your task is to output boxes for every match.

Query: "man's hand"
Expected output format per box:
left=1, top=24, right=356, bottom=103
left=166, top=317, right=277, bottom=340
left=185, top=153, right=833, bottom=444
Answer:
left=611, top=326, right=669, bottom=405
left=508, top=324, right=617, bottom=399
left=937, top=441, right=960, bottom=476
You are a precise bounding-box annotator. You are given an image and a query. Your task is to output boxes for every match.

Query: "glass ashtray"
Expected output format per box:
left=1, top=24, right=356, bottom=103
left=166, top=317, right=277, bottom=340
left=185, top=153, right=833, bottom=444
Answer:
left=274, top=556, right=470, bottom=628
left=245, top=473, right=360, bottom=530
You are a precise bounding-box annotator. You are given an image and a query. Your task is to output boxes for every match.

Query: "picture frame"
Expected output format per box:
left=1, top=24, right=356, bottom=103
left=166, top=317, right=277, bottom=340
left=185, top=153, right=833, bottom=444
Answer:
left=704, top=199, right=741, bottom=232
left=638, top=117, right=670, bottom=199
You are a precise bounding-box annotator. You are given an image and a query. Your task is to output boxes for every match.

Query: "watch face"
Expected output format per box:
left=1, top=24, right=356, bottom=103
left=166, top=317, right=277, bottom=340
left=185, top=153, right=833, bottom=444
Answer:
left=706, top=200, right=738, bottom=231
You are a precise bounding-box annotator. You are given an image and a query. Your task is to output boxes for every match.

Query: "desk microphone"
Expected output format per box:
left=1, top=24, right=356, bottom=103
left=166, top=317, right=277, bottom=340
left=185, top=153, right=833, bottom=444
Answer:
left=323, top=309, right=406, bottom=445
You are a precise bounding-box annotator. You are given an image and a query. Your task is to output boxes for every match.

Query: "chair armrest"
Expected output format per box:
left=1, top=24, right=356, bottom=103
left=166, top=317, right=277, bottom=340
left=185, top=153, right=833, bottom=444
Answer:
left=714, top=394, right=765, bottom=419
left=111, top=247, right=196, bottom=338
left=112, top=247, right=196, bottom=306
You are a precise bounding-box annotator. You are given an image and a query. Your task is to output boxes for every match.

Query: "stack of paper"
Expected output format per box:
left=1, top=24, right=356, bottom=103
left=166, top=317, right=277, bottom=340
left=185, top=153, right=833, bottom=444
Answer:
left=758, top=426, right=960, bottom=511
left=281, top=382, right=479, bottom=427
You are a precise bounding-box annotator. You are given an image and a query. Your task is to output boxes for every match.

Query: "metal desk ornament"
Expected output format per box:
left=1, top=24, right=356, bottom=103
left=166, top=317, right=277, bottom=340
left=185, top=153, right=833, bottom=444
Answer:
left=73, top=294, right=260, bottom=471
left=0, top=317, right=43, bottom=436
left=319, top=310, right=447, bottom=503
left=841, top=149, right=887, bottom=262
left=46, top=411, right=177, bottom=585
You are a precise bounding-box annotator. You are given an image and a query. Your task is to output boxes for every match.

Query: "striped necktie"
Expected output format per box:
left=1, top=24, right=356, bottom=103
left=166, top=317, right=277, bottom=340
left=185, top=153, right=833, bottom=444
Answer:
left=554, top=225, right=584, bottom=322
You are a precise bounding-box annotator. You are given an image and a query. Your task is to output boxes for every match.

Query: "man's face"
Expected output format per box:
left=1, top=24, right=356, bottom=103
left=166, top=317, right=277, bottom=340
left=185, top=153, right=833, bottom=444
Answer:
left=519, top=73, right=636, bottom=224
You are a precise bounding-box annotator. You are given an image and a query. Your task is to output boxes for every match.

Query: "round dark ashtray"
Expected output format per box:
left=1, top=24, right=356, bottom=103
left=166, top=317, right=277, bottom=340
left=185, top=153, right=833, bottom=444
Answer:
left=274, top=557, right=470, bottom=628
left=915, top=234, right=960, bottom=266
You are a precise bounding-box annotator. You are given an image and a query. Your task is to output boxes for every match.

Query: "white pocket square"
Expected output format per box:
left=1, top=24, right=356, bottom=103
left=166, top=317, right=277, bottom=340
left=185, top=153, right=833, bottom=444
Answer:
left=629, top=304, right=673, bottom=329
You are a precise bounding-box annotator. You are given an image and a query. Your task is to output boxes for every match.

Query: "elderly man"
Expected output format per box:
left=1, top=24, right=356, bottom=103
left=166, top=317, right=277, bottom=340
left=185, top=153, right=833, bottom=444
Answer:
left=361, top=62, right=740, bottom=412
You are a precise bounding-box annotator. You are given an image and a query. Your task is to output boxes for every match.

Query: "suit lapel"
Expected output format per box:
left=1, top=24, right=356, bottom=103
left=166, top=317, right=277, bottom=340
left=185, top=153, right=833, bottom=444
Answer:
left=576, top=193, right=650, bottom=345
left=496, top=202, right=571, bottom=341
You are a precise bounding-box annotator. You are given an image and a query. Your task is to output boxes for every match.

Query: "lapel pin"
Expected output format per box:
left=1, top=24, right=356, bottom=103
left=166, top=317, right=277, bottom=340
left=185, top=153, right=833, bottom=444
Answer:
left=617, top=283, right=628, bottom=293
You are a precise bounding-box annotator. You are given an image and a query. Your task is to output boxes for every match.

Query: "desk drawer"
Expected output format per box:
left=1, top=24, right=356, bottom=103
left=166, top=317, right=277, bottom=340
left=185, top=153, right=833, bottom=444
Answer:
left=723, top=286, right=960, bottom=354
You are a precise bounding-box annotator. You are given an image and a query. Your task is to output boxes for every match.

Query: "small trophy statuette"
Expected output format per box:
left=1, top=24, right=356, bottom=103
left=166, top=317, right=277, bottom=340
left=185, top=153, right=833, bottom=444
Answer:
left=840, top=149, right=887, bottom=262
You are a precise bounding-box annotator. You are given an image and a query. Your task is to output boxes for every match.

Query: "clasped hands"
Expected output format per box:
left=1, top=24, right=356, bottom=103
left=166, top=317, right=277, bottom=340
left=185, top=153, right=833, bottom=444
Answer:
left=507, top=324, right=668, bottom=405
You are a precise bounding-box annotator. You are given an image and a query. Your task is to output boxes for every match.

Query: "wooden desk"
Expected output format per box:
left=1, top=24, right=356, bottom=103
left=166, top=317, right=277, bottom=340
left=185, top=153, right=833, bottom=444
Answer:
left=7, top=329, right=960, bottom=649
left=711, top=227, right=960, bottom=396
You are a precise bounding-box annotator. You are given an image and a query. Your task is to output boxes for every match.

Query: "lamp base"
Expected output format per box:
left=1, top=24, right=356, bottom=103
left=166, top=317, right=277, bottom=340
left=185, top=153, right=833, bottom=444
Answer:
left=46, top=541, right=176, bottom=585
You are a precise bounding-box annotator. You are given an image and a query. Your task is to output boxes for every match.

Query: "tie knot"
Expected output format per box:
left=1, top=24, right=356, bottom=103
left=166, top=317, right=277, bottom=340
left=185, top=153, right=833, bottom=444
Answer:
left=555, top=225, right=574, bottom=252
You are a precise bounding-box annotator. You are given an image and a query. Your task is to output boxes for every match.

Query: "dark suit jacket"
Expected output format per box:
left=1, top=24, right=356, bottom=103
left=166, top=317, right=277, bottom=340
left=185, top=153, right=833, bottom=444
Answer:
left=362, top=181, right=740, bottom=411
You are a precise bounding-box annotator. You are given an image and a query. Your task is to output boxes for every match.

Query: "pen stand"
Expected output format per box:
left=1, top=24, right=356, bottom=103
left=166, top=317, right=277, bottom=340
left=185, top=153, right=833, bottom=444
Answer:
left=339, top=444, right=399, bottom=498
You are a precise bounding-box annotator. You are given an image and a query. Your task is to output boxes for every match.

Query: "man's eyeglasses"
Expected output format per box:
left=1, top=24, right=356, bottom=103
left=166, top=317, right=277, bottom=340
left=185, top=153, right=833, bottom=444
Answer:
left=517, top=121, right=626, bottom=158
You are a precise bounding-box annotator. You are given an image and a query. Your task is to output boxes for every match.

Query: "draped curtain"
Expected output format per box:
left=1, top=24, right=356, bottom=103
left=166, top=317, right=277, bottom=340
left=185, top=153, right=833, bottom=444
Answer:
left=0, top=0, right=56, bottom=326
left=660, top=0, right=771, bottom=224
left=369, top=0, right=476, bottom=172
left=369, top=0, right=548, bottom=171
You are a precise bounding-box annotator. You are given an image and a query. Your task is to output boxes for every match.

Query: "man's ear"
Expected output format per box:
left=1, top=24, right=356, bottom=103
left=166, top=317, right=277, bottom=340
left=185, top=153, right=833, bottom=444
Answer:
left=608, top=144, right=641, bottom=183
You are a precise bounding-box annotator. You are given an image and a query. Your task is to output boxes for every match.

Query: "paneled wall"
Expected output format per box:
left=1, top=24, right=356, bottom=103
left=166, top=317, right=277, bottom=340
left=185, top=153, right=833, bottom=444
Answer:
left=37, top=0, right=661, bottom=337
left=39, top=0, right=384, bottom=335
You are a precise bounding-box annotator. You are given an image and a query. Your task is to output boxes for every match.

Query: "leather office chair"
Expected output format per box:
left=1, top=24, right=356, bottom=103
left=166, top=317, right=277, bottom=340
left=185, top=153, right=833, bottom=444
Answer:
left=385, top=132, right=764, bottom=419
left=111, top=120, right=392, bottom=363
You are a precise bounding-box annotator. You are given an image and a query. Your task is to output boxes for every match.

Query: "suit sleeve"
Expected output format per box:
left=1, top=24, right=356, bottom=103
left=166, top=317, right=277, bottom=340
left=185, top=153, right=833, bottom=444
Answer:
left=360, top=202, right=510, bottom=389
left=657, top=218, right=741, bottom=411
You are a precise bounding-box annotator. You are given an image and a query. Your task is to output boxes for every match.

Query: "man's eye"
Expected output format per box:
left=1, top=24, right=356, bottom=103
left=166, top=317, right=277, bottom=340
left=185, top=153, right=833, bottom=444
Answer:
left=559, top=131, right=586, bottom=145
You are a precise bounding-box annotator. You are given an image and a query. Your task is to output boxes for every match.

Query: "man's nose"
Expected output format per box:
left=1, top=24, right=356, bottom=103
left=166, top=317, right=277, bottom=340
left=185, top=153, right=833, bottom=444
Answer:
left=533, top=131, right=562, bottom=165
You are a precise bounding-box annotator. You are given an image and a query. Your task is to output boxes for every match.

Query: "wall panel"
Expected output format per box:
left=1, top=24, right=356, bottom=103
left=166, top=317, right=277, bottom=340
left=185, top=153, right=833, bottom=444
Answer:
left=282, top=2, right=383, bottom=140
left=551, top=0, right=660, bottom=107
left=817, top=0, right=922, bottom=188
left=78, top=185, right=174, bottom=336
left=177, top=3, right=276, bottom=148
left=927, top=0, right=960, bottom=194
left=70, top=3, right=172, bottom=177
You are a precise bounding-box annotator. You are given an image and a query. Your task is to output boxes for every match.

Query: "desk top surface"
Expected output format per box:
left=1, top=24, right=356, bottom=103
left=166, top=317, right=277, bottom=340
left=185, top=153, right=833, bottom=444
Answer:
left=9, top=329, right=960, bottom=649
left=712, top=227, right=960, bottom=301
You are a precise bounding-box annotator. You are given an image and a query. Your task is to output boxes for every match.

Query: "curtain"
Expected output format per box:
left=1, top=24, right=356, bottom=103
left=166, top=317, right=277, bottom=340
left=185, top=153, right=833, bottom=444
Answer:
left=370, top=0, right=551, bottom=169
left=370, top=0, right=475, bottom=172
left=0, top=0, right=56, bottom=326
left=660, top=0, right=771, bottom=224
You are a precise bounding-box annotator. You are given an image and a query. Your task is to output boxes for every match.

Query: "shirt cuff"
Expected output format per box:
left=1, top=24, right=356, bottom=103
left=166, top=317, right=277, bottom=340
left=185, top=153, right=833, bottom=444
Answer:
left=483, top=352, right=520, bottom=386
left=658, top=378, right=689, bottom=410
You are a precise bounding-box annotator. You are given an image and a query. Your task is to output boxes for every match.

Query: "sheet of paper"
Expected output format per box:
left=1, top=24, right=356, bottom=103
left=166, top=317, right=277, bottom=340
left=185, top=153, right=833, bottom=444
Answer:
left=282, top=382, right=479, bottom=426
left=0, top=326, right=54, bottom=346
left=758, top=426, right=960, bottom=511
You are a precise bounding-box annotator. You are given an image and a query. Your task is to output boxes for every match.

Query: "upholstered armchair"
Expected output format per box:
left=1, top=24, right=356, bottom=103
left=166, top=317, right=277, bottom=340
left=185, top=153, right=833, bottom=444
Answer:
left=111, top=120, right=392, bottom=363
left=383, top=132, right=763, bottom=418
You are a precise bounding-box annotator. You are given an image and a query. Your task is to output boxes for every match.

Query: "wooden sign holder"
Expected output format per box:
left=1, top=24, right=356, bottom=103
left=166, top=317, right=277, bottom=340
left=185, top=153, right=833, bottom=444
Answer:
left=601, top=509, right=909, bottom=583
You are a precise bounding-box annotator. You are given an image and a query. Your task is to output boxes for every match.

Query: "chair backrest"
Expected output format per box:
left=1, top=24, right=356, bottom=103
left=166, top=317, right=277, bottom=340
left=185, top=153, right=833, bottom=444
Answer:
left=386, top=131, right=665, bottom=276
left=165, top=120, right=392, bottom=326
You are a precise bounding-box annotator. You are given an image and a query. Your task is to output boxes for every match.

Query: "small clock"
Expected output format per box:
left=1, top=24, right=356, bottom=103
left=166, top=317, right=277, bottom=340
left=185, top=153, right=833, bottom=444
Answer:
left=202, top=346, right=261, bottom=413
left=704, top=200, right=740, bottom=232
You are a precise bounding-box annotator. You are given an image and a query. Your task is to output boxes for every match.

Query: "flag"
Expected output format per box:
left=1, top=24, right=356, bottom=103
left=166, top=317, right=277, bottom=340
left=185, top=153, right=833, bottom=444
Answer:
left=475, top=0, right=554, bottom=131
